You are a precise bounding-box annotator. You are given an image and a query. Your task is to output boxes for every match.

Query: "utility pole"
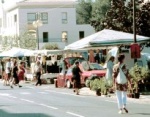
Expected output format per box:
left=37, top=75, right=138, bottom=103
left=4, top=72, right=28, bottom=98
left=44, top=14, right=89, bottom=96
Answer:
left=133, top=0, right=137, bottom=63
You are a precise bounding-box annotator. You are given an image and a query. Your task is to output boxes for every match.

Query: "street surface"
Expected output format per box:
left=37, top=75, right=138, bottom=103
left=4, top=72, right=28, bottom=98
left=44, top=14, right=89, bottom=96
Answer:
left=0, top=81, right=150, bottom=117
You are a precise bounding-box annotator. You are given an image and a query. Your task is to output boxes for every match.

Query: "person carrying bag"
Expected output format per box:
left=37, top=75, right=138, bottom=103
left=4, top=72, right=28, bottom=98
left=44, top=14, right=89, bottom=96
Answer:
left=113, top=54, right=131, bottom=114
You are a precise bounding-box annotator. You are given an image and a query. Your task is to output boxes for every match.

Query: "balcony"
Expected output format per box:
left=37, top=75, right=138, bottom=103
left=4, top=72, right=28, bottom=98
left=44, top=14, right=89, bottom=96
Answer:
left=39, top=38, right=67, bottom=42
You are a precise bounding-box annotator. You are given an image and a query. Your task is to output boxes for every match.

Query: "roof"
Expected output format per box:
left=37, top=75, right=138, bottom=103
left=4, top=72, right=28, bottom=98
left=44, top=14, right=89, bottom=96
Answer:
left=3, top=0, right=76, bottom=11
left=64, top=29, right=150, bottom=50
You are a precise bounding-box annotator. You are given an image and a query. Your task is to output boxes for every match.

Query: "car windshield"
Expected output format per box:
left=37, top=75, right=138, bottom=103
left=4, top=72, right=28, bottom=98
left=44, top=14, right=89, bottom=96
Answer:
left=82, top=62, right=104, bottom=71
left=68, top=57, right=85, bottom=65
left=89, top=63, right=104, bottom=70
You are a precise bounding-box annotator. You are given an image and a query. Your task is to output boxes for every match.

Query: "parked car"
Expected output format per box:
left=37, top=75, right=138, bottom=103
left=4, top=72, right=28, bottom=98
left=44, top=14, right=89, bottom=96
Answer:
left=55, top=61, right=106, bottom=88
left=64, top=57, right=85, bottom=68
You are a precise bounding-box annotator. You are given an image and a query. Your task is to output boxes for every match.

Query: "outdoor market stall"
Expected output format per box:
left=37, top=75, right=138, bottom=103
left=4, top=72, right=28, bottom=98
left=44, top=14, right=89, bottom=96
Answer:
left=64, top=29, right=150, bottom=50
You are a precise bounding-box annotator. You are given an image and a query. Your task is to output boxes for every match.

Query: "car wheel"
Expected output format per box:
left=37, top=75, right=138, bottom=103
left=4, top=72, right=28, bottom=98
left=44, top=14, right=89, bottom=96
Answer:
left=66, top=80, right=72, bottom=88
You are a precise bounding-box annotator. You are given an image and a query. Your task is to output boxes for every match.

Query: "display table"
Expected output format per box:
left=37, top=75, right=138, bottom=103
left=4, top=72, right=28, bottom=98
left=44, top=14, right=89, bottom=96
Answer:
left=25, top=73, right=58, bottom=83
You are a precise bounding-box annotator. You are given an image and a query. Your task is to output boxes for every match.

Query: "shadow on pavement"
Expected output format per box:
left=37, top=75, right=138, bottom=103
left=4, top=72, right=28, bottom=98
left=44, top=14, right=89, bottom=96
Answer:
left=0, top=109, right=55, bottom=117
left=137, top=113, right=150, bottom=115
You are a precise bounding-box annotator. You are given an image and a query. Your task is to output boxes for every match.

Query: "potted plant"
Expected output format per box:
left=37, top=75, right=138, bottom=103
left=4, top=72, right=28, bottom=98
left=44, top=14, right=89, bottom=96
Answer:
left=129, top=63, right=149, bottom=99
left=90, top=78, right=101, bottom=96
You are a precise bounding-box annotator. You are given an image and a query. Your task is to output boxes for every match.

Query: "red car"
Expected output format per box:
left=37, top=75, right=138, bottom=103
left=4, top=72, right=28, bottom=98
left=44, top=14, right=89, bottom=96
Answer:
left=55, top=61, right=106, bottom=88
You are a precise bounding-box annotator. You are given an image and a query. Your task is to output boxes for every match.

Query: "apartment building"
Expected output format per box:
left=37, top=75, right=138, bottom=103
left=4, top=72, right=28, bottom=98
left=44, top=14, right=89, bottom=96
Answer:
left=0, top=0, right=95, bottom=49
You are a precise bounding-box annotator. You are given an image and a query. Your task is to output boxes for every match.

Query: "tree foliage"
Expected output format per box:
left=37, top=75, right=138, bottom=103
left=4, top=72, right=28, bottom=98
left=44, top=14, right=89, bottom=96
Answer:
left=41, top=43, right=59, bottom=50
left=1, top=30, right=36, bottom=50
left=90, top=0, right=111, bottom=31
left=76, top=0, right=93, bottom=24
left=98, top=0, right=150, bottom=37
left=77, top=0, right=150, bottom=37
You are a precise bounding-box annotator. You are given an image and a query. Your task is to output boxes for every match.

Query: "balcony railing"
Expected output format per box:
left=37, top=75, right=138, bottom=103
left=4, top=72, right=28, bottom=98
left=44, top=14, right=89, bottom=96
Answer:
left=39, top=38, right=67, bottom=42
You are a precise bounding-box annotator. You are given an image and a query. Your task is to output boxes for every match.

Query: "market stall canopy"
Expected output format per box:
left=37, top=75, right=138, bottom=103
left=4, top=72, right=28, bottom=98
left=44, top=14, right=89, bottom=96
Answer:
left=33, top=49, right=64, bottom=56
left=90, top=29, right=150, bottom=46
left=0, top=47, right=34, bottom=57
left=64, top=29, right=150, bottom=50
left=64, top=32, right=100, bottom=50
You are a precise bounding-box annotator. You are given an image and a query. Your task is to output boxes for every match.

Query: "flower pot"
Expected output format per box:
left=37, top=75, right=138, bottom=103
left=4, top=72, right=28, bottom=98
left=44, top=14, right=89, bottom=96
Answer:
left=131, top=93, right=135, bottom=98
left=134, top=93, right=140, bottom=99
left=96, top=89, right=101, bottom=96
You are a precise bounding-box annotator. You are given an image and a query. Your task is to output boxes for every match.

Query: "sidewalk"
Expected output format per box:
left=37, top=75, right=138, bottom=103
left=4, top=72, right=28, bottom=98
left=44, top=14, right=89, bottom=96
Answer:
left=79, top=87, right=150, bottom=104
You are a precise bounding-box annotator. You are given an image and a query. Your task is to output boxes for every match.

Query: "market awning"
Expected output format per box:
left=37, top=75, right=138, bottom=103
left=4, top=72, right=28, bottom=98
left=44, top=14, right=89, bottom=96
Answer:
left=90, top=29, right=150, bottom=46
left=64, top=29, right=150, bottom=50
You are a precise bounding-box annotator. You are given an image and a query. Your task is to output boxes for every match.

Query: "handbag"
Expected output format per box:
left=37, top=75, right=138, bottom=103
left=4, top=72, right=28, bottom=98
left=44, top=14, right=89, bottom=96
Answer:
left=116, top=66, right=127, bottom=84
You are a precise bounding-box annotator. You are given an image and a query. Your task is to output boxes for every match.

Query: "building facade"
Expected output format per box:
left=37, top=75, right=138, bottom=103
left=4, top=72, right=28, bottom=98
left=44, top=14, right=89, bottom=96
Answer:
left=0, top=0, right=95, bottom=49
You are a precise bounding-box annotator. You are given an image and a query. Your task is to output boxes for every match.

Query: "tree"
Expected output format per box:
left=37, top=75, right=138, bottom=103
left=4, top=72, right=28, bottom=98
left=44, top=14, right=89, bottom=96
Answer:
left=18, top=31, right=36, bottom=49
left=76, top=0, right=93, bottom=24
left=41, top=43, right=59, bottom=50
left=90, top=0, right=111, bottom=31
left=1, top=30, right=37, bottom=50
left=98, top=0, right=150, bottom=37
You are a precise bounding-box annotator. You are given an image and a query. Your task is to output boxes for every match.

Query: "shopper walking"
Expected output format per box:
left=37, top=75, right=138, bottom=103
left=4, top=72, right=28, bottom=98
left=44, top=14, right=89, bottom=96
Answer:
left=10, top=61, right=22, bottom=88
left=113, top=54, right=131, bottom=114
left=34, top=61, right=42, bottom=86
left=4, top=58, right=11, bottom=86
left=106, top=56, right=115, bottom=86
left=18, top=61, right=25, bottom=81
left=72, top=61, right=82, bottom=95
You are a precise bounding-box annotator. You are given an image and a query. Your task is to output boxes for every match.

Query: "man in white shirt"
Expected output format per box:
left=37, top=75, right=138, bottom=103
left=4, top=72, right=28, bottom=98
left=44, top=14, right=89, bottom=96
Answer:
left=5, top=58, right=11, bottom=86
left=34, top=61, right=42, bottom=86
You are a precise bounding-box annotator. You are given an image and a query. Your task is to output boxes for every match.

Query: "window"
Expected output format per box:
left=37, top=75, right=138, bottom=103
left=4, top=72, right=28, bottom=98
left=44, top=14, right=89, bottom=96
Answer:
left=43, top=32, right=48, bottom=42
left=62, top=31, right=68, bottom=42
left=62, top=12, right=67, bottom=24
left=27, top=13, right=36, bottom=24
left=14, top=14, right=17, bottom=22
left=79, top=31, right=84, bottom=39
left=41, top=12, right=48, bottom=24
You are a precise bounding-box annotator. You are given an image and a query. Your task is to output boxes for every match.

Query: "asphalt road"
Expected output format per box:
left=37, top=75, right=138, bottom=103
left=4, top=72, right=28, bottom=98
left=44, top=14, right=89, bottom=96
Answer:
left=0, top=82, right=150, bottom=117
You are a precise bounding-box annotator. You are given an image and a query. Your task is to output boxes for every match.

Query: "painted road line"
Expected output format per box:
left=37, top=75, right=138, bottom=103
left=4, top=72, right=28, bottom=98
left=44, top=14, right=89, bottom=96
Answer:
left=20, top=98, right=35, bottom=103
left=38, top=92, right=49, bottom=94
left=7, top=95, right=17, bottom=99
left=0, top=93, right=10, bottom=96
left=105, top=100, right=117, bottom=103
left=25, top=86, right=35, bottom=89
left=66, top=112, right=85, bottom=117
left=45, top=90, right=85, bottom=98
left=39, top=104, right=58, bottom=110
left=20, top=92, right=31, bottom=95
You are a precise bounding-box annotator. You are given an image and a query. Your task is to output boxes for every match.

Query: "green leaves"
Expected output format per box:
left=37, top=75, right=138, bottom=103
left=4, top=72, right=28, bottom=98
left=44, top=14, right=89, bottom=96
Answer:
left=41, top=43, right=59, bottom=50
left=76, top=0, right=93, bottom=24
left=89, top=77, right=110, bottom=95
left=129, top=63, right=150, bottom=92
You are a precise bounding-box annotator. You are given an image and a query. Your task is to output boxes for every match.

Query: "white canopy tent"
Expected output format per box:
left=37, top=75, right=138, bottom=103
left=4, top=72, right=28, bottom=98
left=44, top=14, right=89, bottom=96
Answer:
left=33, top=49, right=64, bottom=56
left=0, top=48, right=64, bottom=57
left=0, top=47, right=34, bottom=57
left=64, top=29, right=150, bottom=50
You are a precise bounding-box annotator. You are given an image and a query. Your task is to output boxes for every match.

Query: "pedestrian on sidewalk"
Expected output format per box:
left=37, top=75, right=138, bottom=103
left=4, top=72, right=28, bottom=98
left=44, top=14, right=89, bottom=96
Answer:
left=106, top=56, right=115, bottom=86
left=113, top=54, right=131, bottom=114
left=10, top=61, right=22, bottom=88
left=34, top=61, right=42, bottom=86
left=18, top=61, right=25, bottom=81
left=72, top=61, right=82, bottom=95
left=4, top=58, right=11, bottom=86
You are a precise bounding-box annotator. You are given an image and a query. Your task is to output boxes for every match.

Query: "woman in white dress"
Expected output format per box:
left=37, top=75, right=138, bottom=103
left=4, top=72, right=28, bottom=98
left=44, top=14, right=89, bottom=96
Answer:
left=106, top=56, right=115, bottom=86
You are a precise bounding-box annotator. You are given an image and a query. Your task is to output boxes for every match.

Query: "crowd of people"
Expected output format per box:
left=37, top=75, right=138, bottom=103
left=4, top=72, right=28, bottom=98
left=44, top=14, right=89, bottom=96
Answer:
left=0, top=58, right=25, bottom=88
left=0, top=57, right=44, bottom=88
